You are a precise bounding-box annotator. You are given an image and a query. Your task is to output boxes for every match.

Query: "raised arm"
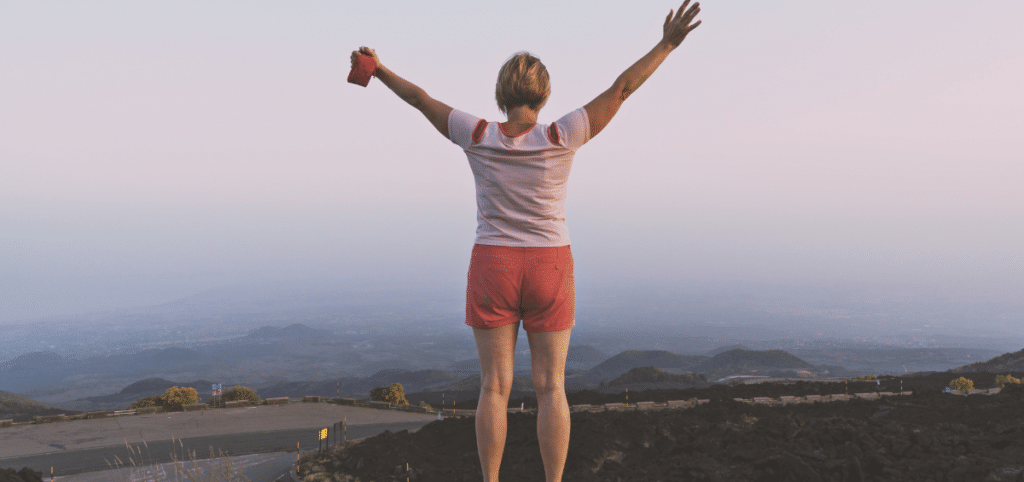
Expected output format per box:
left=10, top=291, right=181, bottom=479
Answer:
left=351, top=47, right=453, bottom=139
left=584, top=1, right=701, bottom=138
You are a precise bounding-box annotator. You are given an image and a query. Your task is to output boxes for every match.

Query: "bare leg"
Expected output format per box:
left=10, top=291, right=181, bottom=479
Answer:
left=527, top=327, right=572, bottom=482
left=473, top=322, right=520, bottom=482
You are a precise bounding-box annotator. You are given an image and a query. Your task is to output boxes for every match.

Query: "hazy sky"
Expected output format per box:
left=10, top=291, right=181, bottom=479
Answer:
left=2, top=1, right=1021, bottom=324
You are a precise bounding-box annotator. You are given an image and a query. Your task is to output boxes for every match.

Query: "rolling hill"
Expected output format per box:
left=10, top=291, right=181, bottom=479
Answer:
left=580, top=350, right=709, bottom=383
left=698, top=348, right=813, bottom=372
left=605, top=367, right=708, bottom=390
left=951, top=347, right=1024, bottom=373
left=0, top=390, right=77, bottom=422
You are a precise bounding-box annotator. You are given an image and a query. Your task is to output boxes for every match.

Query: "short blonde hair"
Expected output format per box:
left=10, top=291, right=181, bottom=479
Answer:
left=495, top=52, right=550, bottom=115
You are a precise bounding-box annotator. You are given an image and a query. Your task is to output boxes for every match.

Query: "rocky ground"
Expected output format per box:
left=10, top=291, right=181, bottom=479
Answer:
left=0, top=468, right=41, bottom=482
left=299, top=378, right=1024, bottom=482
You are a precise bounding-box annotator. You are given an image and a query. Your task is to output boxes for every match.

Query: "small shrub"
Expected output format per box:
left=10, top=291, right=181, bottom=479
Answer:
left=370, top=382, right=409, bottom=406
left=161, top=386, right=199, bottom=410
left=223, top=385, right=261, bottom=403
left=418, top=400, right=433, bottom=410
left=129, top=395, right=162, bottom=410
left=994, top=374, right=1021, bottom=388
left=949, top=377, right=974, bottom=392
left=855, top=375, right=877, bottom=381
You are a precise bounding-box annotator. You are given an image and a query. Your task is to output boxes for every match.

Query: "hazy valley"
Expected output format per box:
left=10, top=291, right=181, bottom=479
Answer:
left=1, top=285, right=1019, bottom=416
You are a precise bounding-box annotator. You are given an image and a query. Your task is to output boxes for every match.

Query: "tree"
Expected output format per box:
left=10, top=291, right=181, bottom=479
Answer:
left=161, top=386, right=199, bottom=409
left=370, top=382, right=409, bottom=406
left=949, top=377, right=974, bottom=392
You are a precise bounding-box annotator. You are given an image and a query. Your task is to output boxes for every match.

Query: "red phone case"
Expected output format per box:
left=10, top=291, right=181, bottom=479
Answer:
left=348, top=54, right=377, bottom=87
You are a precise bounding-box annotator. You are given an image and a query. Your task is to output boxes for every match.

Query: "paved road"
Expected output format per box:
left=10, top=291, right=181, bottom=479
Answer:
left=0, top=403, right=439, bottom=479
left=4, top=421, right=432, bottom=478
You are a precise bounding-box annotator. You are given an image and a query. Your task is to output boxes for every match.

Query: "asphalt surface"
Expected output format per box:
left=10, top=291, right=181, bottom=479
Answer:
left=0, top=403, right=439, bottom=479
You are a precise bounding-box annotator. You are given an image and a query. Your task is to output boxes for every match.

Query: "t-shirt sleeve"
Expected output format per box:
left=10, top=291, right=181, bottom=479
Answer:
left=448, top=109, right=481, bottom=149
left=553, top=107, right=591, bottom=151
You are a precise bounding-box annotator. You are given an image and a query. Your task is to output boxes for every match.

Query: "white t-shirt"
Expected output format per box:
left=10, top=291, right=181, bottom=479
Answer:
left=448, top=107, right=591, bottom=247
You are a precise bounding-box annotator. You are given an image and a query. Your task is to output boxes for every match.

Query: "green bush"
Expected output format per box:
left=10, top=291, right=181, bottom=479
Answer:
left=855, top=375, right=877, bottom=381
left=949, top=377, right=974, bottom=392
left=418, top=400, right=433, bottom=410
left=370, top=382, right=409, bottom=406
left=223, top=385, right=260, bottom=403
left=207, top=385, right=261, bottom=406
left=129, top=395, right=162, bottom=410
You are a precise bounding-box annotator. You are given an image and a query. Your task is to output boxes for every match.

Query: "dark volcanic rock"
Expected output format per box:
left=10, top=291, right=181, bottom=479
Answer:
left=0, top=467, right=43, bottom=482
left=301, top=378, right=1024, bottom=482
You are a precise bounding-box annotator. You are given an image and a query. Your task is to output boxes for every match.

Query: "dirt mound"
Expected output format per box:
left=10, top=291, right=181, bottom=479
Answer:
left=300, top=384, right=1024, bottom=482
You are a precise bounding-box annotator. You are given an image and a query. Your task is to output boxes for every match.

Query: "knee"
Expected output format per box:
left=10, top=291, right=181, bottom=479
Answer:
left=531, top=372, right=564, bottom=396
left=480, top=374, right=513, bottom=397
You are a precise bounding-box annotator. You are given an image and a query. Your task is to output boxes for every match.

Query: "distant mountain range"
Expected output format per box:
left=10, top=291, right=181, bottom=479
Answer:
left=5, top=345, right=1023, bottom=418
left=51, top=347, right=839, bottom=411
left=4, top=320, right=1020, bottom=415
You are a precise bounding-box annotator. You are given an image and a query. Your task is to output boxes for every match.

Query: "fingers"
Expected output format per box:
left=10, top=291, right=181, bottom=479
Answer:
left=685, top=3, right=700, bottom=21
left=665, top=9, right=673, bottom=28
left=676, top=0, right=689, bottom=21
left=668, top=2, right=699, bottom=29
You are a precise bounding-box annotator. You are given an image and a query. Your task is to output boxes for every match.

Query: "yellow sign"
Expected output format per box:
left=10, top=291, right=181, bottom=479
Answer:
left=319, top=428, right=328, bottom=440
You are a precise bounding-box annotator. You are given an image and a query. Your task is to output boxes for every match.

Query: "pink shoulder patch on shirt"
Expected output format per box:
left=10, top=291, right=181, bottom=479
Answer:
left=548, top=124, right=560, bottom=144
left=472, top=119, right=488, bottom=144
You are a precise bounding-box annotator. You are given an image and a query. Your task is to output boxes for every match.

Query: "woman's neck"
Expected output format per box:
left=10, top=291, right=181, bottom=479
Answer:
left=504, top=105, right=540, bottom=125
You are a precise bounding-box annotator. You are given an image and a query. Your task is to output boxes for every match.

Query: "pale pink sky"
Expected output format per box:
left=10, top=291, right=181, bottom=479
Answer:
left=1, top=1, right=1021, bottom=323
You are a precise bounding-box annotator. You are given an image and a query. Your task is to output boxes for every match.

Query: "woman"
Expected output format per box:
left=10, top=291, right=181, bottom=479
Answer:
left=352, top=3, right=701, bottom=481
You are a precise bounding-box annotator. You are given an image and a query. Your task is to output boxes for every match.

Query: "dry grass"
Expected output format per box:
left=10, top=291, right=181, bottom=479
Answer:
left=102, top=436, right=252, bottom=482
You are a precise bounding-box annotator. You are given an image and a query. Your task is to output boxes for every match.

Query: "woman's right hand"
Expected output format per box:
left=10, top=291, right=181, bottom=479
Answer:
left=351, top=46, right=381, bottom=70
left=662, top=0, right=701, bottom=49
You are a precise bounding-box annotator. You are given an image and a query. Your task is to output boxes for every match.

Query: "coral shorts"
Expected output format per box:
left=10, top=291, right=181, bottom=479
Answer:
left=465, top=244, right=575, bottom=333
